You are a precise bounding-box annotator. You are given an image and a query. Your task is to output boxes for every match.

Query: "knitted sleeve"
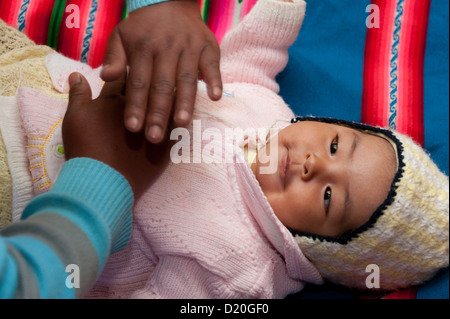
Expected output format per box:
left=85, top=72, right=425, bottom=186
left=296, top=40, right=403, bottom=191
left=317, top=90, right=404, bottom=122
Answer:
left=126, top=0, right=169, bottom=13
left=0, top=158, right=133, bottom=299
left=220, top=0, right=306, bottom=93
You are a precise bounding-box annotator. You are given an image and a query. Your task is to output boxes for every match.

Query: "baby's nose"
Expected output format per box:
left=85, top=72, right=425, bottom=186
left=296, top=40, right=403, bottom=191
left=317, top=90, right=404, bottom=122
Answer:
left=300, top=153, right=317, bottom=181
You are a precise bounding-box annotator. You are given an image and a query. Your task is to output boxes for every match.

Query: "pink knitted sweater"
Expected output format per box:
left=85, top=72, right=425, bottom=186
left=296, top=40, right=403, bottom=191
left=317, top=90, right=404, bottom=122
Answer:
left=10, top=0, right=323, bottom=298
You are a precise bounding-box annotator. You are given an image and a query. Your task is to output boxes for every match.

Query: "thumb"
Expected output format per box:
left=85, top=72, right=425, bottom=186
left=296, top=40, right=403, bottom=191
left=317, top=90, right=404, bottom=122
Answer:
left=68, top=73, right=93, bottom=107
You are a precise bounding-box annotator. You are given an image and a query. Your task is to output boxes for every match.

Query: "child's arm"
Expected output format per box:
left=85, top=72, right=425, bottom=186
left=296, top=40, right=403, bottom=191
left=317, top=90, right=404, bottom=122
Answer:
left=220, top=0, right=306, bottom=93
left=102, top=0, right=223, bottom=144
left=0, top=158, right=133, bottom=298
left=0, top=73, right=171, bottom=299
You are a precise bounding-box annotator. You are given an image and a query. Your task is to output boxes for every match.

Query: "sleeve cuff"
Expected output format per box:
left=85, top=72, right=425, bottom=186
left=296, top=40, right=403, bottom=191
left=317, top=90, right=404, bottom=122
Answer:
left=23, top=158, right=134, bottom=253
left=126, top=0, right=169, bottom=13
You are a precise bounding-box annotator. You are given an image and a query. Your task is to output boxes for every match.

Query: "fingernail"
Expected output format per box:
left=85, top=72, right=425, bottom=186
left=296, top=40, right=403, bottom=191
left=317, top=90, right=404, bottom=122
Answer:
left=100, top=65, right=110, bottom=78
left=176, top=110, right=190, bottom=123
left=213, top=86, right=222, bottom=97
left=148, top=125, right=162, bottom=142
left=69, top=73, right=81, bottom=86
left=126, top=116, right=139, bottom=131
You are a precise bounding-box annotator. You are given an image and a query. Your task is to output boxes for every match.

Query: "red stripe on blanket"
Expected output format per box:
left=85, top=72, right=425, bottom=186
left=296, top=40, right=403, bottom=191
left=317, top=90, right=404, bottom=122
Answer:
left=206, top=0, right=257, bottom=45
left=241, top=0, right=258, bottom=18
left=362, top=0, right=396, bottom=129
left=359, top=286, right=418, bottom=299
left=396, top=0, right=429, bottom=146
left=0, top=0, right=22, bottom=28
left=57, top=0, right=91, bottom=62
left=207, top=0, right=236, bottom=45
left=383, top=287, right=418, bottom=299
left=362, top=0, right=430, bottom=147
left=23, top=0, right=56, bottom=45
left=87, top=0, right=124, bottom=68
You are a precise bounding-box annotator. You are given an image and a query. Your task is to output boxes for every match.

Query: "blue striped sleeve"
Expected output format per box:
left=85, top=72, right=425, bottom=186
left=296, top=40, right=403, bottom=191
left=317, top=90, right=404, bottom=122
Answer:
left=0, top=158, right=133, bottom=298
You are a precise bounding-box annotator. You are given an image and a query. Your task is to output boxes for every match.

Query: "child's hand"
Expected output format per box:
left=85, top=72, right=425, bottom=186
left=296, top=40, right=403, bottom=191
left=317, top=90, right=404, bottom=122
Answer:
left=100, top=1, right=223, bottom=144
left=63, top=73, right=171, bottom=198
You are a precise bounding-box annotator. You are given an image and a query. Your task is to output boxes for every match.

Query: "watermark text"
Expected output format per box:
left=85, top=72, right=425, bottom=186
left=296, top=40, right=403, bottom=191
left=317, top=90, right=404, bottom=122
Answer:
left=366, top=4, right=380, bottom=29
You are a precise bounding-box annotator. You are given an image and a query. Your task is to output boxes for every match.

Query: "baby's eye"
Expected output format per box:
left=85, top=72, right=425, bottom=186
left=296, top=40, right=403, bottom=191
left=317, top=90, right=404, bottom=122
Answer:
left=324, top=187, right=332, bottom=212
left=330, top=135, right=338, bottom=155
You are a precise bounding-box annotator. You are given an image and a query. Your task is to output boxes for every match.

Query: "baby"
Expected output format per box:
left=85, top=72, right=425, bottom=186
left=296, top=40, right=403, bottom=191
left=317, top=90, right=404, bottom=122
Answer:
left=0, top=0, right=448, bottom=298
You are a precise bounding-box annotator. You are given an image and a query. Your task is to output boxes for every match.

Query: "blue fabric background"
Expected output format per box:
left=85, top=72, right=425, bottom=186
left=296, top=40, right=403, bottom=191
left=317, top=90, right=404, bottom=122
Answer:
left=278, top=0, right=449, bottom=299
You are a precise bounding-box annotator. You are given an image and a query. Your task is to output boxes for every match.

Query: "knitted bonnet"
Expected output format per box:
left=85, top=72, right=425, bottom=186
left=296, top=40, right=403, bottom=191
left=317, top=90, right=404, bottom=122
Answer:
left=289, top=117, right=449, bottom=291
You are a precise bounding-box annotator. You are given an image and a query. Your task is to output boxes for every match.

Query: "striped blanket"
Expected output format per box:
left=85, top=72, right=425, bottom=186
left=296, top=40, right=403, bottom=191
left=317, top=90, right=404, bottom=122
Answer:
left=1, top=0, right=447, bottom=299
left=0, top=0, right=257, bottom=67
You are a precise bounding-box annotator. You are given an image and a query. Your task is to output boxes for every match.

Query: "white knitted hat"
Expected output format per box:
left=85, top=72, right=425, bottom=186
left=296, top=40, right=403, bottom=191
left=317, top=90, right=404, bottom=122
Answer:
left=289, top=117, right=449, bottom=291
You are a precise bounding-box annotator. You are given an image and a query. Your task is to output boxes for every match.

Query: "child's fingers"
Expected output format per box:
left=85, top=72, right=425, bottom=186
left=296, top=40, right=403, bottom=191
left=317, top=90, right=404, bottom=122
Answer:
left=145, top=52, right=178, bottom=143
left=173, top=50, right=199, bottom=127
left=64, top=73, right=93, bottom=159
left=199, top=43, right=222, bottom=101
left=67, top=73, right=93, bottom=108
left=101, top=71, right=127, bottom=98
left=123, top=51, right=153, bottom=133
left=100, top=28, right=127, bottom=82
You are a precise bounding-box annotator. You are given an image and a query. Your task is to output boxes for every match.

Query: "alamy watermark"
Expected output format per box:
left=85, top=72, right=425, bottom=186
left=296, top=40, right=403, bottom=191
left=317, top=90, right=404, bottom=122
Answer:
left=65, top=264, right=80, bottom=289
left=65, top=4, right=380, bottom=30
left=65, top=4, right=80, bottom=29
left=366, top=4, right=380, bottom=29
left=169, top=120, right=279, bottom=175
left=65, top=263, right=382, bottom=290
left=365, top=264, right=380, bottom=289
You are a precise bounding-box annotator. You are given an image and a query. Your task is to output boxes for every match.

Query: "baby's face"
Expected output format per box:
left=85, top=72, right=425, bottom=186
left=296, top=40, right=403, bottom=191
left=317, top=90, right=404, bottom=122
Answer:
left=251, top=121, right=396, bottom=238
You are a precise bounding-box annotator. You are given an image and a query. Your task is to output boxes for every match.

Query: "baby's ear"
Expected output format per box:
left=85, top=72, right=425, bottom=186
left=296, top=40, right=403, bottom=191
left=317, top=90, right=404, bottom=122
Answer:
left=18, top=87, right=67, bottom=195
